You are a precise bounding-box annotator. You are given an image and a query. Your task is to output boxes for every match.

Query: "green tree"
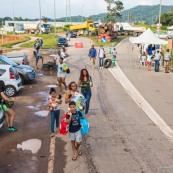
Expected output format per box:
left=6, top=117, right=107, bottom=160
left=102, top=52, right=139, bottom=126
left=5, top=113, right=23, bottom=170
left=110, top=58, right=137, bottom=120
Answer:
left=104, top=0, right=124, bottom=22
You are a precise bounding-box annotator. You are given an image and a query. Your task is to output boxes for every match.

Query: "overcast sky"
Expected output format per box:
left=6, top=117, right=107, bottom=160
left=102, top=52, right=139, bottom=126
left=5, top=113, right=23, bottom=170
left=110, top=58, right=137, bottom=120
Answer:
left=0, top=0, right=172, bottom=19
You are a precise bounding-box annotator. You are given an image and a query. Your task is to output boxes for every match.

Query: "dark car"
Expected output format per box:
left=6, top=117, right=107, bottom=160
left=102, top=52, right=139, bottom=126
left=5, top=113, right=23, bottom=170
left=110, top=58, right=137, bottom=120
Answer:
left=66, top=31, right=77, bottom=38
left=58, top=37, right=68, bottom=47
left=4, top=53, right=29, bottom=65
left=0, top=55, right=36, bottom=84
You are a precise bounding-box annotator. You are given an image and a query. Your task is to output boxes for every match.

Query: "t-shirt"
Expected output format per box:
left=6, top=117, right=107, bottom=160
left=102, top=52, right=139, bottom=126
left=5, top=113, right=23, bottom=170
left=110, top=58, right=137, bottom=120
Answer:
left=154, top=53, right=161, bottom=60
left=147, top=55, right=152, bottom=62
left=67, top=111, right=83, bottom=133
left=98, top=48, right=104, bottom=58
left=49, top=97, right=60, bottom=110
left=164, top=52, right=171, bottom=61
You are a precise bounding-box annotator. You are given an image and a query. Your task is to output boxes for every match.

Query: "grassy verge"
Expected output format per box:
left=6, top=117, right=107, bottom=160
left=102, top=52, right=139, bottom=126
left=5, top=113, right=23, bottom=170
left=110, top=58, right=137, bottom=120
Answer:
left=84, top=35, right=127, bottom=47
left=20, top=34, right=58, bottom=48
left=1, top=36, right=30, bottom=48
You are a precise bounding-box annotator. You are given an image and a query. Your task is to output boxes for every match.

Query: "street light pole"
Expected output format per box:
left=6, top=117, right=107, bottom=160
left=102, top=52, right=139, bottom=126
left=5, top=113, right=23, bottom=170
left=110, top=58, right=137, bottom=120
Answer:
left=39, top=0, right=42, bottom=34
left=158, top=0, right=162, bottom=37
left=12, top=0, right=15, bottom=35
left=54, top=0, right=56, bottom=38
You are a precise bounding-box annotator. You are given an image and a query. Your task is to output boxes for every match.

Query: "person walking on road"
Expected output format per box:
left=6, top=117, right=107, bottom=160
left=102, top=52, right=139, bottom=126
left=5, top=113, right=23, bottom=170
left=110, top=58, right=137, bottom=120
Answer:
left=164, top=49, right=171, bottom=73
left=78, top=69, right=93, bottom=115
left=57, top=57, right=67, bottom=91
left=65, top=82, right=79, bottom=104
left=154, top=51, right=161, bottom=72
left=35, top=46, right=44, bottom=69
left=98, top=45, right=105, bottom=69
left=48, top=88, right=62, bottom=137
left=66, top=101, right=83, bottom=161
left=0, top=81, right=17, bottom=132
left=89, top=45, right=97, bottom=69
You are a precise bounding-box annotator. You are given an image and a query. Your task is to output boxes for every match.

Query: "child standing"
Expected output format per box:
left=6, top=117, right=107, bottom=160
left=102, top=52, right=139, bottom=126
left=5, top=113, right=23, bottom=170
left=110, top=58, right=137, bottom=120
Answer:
left=48, top=88, right=62, bottom=137
left=66, top=101, right=83, bottom=161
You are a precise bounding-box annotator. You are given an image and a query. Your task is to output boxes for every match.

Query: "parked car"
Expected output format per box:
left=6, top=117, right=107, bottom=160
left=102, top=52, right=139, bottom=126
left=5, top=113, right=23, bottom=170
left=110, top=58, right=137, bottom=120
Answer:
left=155, top=32, right=171, bottom=39
left=57, top=37, right=68, bottom=47
left=0, top=55, right=36, bottom=84
left=0, top=65, right=23, bottom=97
left=4, top=53, right=29, bottom=65
left=66, top=31, right=77, bottom=38
left=0, top=111, right=5, bottom=128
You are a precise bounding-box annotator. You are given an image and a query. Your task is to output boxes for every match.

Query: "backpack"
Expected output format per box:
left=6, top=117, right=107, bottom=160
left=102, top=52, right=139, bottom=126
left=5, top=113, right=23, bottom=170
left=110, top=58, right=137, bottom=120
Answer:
left=33, top=50, right=37, bottom=57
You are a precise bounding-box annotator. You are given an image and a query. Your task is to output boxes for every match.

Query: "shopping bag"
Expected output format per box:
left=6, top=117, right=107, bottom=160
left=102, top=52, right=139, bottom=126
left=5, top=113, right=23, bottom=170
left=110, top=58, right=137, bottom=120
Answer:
left=60, top=113, right=69, bottom=135
left=80, top=118, right=89, bottom=135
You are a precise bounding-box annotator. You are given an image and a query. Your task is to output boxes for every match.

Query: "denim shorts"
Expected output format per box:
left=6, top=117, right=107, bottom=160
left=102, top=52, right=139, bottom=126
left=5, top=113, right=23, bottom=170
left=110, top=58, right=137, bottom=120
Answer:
left=69, top=129, right=82, bottom=142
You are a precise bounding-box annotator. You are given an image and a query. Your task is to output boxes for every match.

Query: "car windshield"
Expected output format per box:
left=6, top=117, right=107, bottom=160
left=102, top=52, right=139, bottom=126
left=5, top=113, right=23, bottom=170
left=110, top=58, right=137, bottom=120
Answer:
left=0, top=55, right=17, bottom=66
left=43, top=24, right=50, bottom=28
left=59, top=38, right=67, bottom=42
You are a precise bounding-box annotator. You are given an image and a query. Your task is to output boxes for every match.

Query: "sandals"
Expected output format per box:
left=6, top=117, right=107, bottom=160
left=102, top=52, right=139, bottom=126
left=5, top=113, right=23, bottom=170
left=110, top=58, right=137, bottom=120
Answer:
left=72, top=156, right=77, bottom=161
left=78, top=150, right=82, bottom=156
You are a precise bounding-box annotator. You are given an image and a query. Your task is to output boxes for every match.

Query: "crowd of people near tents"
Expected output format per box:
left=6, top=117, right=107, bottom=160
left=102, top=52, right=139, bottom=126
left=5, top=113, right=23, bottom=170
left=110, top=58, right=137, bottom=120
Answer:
left=139, top=44, right=171, bottom=73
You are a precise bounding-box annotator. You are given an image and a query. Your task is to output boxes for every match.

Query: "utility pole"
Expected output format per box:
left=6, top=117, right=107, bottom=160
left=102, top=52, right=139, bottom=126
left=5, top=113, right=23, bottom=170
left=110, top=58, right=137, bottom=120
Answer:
left=12, top=0, right=15, bottom=35
left=66, top=0, right=71, bottom=23
left=82, top=0, right=85, bottom=22
left=158, top=0, right=162, bottom=36
left=39, top=0, right=42, bottom=34
left=54, top=0, right=56, bottom=38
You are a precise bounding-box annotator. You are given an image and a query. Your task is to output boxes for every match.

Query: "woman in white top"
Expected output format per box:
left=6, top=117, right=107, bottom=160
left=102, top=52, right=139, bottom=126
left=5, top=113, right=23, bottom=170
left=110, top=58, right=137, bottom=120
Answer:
left=57, top=57, right=67, bottom=91
left=98, top=45, right=105, bottom=69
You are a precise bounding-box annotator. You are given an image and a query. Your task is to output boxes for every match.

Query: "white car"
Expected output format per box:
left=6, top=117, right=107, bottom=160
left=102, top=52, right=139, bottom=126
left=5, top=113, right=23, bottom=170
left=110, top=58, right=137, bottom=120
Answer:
left=155, top=32, right=171, bottom=39
left=0, top=65, right=23, bottom=97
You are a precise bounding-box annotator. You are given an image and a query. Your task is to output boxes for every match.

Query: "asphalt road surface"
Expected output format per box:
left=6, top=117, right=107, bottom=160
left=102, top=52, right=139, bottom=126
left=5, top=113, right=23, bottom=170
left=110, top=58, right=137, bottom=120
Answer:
left=0, top=36, right=173, bottom=173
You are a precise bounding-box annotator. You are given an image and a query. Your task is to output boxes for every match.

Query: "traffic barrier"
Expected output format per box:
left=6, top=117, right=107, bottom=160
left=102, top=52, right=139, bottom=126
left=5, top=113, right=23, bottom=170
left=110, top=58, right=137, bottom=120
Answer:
left=75, top=43, right=83, bottom=48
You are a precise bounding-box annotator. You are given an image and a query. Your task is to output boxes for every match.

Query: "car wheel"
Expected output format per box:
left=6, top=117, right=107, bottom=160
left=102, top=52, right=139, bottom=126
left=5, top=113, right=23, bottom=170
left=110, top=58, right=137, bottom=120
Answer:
left=5, top=85, right=16, bottom=97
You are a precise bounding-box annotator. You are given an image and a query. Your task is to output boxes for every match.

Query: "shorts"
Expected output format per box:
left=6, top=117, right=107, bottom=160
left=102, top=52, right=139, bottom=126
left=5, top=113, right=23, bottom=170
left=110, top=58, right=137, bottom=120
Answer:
left=0, top=104, right=9, bottom=112
left=164, top=60, right=169, bottom=63
left=90, top=58, right=96, bottom=64
left=146, top=61, right=151, bottom=65
left=36, top=56, right=43, bottom=64
left=69, top=129, right=82, bottom=142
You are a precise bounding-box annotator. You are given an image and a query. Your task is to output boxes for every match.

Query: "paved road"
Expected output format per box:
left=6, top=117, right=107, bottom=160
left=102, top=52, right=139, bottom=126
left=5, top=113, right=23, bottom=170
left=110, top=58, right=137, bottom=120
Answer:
left=0, top=36, right=173, bottom=173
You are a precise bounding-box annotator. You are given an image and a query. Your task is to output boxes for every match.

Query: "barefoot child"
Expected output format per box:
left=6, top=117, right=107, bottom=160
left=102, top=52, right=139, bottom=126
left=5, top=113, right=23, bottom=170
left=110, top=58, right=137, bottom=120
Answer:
left=66, top=101, right=83, bottom=161
left=48, top=88, right=62, bottom=137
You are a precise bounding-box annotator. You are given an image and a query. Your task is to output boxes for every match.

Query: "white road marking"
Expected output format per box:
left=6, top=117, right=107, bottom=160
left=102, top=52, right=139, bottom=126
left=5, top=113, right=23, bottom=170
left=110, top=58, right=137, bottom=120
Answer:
left=47, top=137, right=56, bottom=173
left=109, top=64, right=173, bottom=143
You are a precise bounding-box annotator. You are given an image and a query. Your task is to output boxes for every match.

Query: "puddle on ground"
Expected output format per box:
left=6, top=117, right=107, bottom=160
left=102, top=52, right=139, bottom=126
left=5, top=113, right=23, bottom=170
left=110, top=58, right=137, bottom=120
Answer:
left=46, top=85, right=57, bottom=88
left=27, top=106, right=40, bottom=110
left=36, top=72, right=44, bottom=76
left=17, top=139, right=42, bottom=154
left=34, top=110, right=49, bottom=117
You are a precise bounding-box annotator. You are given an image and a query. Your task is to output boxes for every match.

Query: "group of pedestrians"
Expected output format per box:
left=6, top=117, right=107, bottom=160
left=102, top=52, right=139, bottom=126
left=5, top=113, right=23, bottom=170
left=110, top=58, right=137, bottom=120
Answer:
left=48, top=46, right=93, bottom=160
left=140, top=49, right=171, bottom=73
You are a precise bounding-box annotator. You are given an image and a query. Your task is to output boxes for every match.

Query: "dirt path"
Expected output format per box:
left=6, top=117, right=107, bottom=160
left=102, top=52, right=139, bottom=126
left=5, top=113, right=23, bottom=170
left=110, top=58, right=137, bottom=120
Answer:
left=12, top=36, right=38, bottom=49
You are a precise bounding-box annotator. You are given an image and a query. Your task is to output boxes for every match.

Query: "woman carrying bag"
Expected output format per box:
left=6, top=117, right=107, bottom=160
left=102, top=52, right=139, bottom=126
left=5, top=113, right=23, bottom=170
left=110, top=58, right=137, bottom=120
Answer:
left=78, top=69, right=93, bottom=115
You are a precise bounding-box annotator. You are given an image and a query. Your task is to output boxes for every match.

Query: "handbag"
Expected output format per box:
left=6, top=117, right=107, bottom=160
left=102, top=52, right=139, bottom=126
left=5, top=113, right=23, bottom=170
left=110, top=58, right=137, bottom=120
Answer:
left=60, top=113, right=69, bottom=135
left=0, top=98, right=14, bottom=109
left=66, top=68, right=70, bottom=74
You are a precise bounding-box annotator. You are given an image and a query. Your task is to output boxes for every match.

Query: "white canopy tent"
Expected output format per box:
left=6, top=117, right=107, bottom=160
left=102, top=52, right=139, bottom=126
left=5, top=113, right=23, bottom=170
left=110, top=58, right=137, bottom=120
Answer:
left=129, top=28, right=168, bottom=45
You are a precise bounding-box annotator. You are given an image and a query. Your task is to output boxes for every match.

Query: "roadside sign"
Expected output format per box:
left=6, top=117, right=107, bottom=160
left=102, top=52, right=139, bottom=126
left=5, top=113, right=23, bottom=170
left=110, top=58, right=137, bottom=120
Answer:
left=168, top=39, right=173, bottom=50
